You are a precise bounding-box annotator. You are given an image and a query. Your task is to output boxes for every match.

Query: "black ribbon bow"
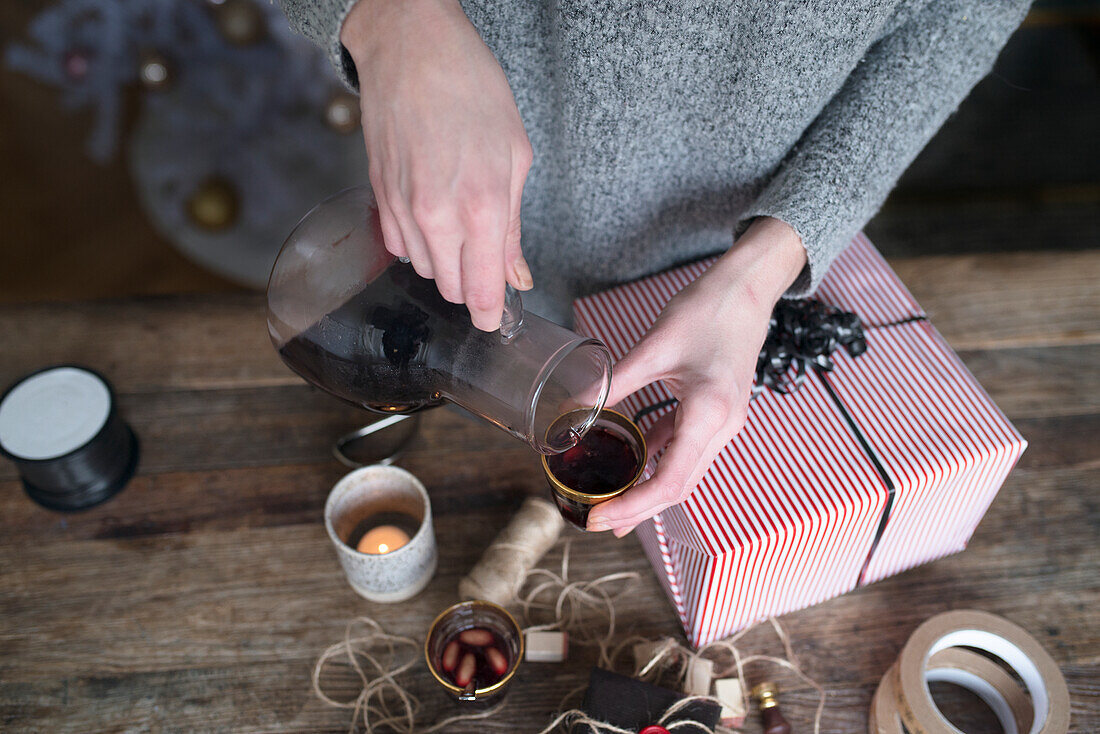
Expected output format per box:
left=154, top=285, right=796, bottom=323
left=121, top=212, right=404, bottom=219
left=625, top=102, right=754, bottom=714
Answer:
left=753, top=299, right=867, bottom=396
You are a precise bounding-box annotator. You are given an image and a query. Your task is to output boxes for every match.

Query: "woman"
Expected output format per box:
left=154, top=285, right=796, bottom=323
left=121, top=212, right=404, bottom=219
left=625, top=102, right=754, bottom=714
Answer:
left=278, top=0, right=1030, bottom=536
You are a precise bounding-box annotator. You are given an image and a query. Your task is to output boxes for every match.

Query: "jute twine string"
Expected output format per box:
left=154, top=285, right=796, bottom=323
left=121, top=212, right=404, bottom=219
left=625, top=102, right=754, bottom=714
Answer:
left=311, top=617, right=505, bottom=734
left=311, top=538, right=635, bottom=733
left=536, top=694, right=721, bottom=734
left=526, top=544, right=824, bottom=733
left=458, top=496, right=564, bottom=605
left=313, top=533, right=824, bottom=732
left=518, top=540, right=641, bottom=668
left=571, top=617, right=826, bottom=734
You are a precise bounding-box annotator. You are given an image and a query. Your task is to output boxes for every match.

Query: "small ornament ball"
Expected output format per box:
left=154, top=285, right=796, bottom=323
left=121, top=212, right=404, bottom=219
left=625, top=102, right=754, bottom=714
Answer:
left=186, top=177, right=240, bottom=231
left=63, top=49, right=90, bottom=81
left=212, top=0, right=266, bottom=46
left=138, top=51, right=171, bottom=90
left=324, top=92, right=361, bottom=134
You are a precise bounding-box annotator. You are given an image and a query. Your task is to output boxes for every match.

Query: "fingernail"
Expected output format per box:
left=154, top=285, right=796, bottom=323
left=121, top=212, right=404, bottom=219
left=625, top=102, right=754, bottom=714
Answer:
left=587, top=516, right=610, bottom=532
left=513, top=257, right=533, bottom=290
left=613, top=526, right=633, bottom=538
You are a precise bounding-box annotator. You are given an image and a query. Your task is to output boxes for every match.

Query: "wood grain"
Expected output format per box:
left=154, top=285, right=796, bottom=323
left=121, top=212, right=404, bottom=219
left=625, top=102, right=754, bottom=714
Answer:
left=1, top=249, right=1097, bottom=399
left=892, top=250, right=1100, bottom=350
left=1, top=251, right=1098, bottom=733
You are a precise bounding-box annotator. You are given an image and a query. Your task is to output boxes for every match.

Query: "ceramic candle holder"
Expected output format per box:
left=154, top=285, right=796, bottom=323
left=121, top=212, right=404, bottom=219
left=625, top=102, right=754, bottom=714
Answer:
left=324, top=465, right=437, bottom=602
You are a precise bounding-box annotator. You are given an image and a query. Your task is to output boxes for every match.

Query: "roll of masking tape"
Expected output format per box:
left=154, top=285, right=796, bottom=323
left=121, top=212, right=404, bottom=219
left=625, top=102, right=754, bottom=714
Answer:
left=871, top=610, right=1069, bottom=734
left=871, top=648, right=1034, bottom=734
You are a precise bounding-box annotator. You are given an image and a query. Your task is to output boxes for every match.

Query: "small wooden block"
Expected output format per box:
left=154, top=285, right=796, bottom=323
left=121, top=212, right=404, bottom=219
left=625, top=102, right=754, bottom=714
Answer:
left=684, top=656, right=714, bottom=697
left=715, top=678, right=746, bottom=728
left=525, top=630, right=568, bottom=662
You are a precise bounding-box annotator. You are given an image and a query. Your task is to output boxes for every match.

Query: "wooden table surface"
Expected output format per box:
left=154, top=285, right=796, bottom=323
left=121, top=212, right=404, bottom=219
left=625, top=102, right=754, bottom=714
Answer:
left=1, top=250, right=1097, bottom=733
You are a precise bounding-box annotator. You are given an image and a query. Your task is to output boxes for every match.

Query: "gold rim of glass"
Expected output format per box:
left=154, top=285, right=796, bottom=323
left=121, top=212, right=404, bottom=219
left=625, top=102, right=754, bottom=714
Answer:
left=423, top=600, right=524, bottom=697
left=540, top=408, right=646, bottom=503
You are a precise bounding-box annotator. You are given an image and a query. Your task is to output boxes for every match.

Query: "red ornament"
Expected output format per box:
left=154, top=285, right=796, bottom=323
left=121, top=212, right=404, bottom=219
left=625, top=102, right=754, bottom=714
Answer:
left=639, top=727, right=671, bottom=734
left=62, top=49, right=90, bottom=81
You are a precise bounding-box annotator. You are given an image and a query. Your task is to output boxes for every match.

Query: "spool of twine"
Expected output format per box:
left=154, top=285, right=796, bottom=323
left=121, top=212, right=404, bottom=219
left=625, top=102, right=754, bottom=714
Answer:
left=458, top=496, right=564, bottom=605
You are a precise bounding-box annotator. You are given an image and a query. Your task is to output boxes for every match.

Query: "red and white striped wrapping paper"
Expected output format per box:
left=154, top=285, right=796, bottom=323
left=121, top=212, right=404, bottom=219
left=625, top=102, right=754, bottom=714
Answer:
left=573, top=234, right=1026, bottom=647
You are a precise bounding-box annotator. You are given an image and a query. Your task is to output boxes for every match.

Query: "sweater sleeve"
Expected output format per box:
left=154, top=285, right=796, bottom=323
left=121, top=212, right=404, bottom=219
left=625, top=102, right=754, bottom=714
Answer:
left=739, top=0, right=1031, bottom=296
left=276, top=0, right=361, bottom=89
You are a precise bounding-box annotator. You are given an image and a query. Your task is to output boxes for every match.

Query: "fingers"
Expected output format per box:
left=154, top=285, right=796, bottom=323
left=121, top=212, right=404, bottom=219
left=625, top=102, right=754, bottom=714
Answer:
left=411, top=192, right=464, bottom=303
left=587, top=393, right=734, bottom=533
left=504, top=141, right=533, bottom=292
left=388, top=189, right=435, bottom=280
left=606, top=337, right=672, bottom=408
left=369, top=175, right=407, bottom=259
left=458, top=192, right=509, bottom=330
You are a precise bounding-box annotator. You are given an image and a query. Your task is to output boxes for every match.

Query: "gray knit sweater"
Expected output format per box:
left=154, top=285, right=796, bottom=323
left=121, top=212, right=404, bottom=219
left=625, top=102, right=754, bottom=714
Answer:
left=278, top=0, right=1029, bottom=324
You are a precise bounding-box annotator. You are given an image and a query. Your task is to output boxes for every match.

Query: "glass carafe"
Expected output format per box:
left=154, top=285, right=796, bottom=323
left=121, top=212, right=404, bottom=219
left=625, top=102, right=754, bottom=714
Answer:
left=266, top=187, right=612, bottom=454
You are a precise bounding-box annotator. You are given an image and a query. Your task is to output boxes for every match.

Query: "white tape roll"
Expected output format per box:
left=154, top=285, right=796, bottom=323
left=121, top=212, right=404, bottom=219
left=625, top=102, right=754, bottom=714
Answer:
left=871, top=611, right=1069, bottom=734
left=871, top=648, right=1034, bottom=734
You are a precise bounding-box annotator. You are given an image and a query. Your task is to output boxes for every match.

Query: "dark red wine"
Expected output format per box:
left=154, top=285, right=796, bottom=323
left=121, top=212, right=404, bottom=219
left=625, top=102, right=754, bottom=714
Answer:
left=552, top=492, right=592, bottom=530
left=277, top=261, right=473, bottom=414
left=438, top=627, right=512, bottom=690
left=546, top=426, right=640, bottom=495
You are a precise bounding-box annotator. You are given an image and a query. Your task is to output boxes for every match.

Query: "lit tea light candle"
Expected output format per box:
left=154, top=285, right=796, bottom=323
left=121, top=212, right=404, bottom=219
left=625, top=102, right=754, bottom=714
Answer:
left=357, top=525, right=410, bottom=554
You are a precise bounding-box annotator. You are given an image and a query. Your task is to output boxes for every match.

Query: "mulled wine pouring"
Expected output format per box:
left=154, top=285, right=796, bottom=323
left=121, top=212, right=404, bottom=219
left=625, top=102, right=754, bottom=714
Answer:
left=542, top=409, right=646, bottom=530
left=266, top=186, right=613, bottom=455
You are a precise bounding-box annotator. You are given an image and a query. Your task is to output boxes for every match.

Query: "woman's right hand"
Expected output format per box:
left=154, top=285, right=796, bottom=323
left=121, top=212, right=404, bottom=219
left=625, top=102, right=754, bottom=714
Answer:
left=341, top=0, right=534, bottom=332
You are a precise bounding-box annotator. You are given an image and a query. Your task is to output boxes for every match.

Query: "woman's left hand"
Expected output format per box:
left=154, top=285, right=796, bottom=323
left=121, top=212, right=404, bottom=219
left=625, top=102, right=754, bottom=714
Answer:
left=585, top=217, right=808, bottom=536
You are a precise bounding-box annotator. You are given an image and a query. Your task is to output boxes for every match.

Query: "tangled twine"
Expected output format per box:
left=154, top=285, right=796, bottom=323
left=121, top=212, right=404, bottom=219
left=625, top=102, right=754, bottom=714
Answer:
left=311, top=616, right=506, bottom=734
left=313, top=541, right=824, bottom=733
left=539, top=616, right=826, bottom=734
left=518, top=540, right=641, bottom=668
left=312, top=540, right=637, bottom=733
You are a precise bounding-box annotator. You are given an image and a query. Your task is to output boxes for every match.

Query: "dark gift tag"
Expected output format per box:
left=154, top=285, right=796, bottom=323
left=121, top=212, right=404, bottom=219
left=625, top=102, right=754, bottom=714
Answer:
left=573, top=668, right=720, bottom=733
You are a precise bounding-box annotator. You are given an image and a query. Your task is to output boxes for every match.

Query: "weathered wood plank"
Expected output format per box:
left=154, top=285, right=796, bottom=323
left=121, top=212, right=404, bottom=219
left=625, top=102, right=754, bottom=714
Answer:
left=1, top=337, right=1096, bottom=485
left=0, top=392, right=1095, bottom=540
left=1, top=250, right=1098, bottom=401
left=0, top=451, right=545, bottom=544
left=892, top=250, right=1100, bottom=350
left=0, top=385, right=534, bottom=482
left=1, top=465, right=1096, bottom=731
left=867, top=195, right=1100, bottom=260
left=0, top=294, right=285, bottom=394
left=956, top=344, right=1100, bottom=419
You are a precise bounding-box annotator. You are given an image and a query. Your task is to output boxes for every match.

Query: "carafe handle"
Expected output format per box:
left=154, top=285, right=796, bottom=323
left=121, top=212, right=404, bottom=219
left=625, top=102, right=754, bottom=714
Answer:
left=499, top=285, right=525, bottom=343
left=399, top=255, right=524, bottom=342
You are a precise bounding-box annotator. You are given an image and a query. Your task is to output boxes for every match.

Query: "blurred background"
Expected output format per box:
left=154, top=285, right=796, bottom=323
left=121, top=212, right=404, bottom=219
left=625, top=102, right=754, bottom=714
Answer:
left=1, top=0, right=1097, bottom=305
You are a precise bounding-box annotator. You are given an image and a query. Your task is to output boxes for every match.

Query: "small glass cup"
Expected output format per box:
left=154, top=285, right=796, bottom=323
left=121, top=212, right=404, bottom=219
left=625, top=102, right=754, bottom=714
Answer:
left=424, top=600, right=523, bottom=703
left=541, top=408, right=646, bottom=531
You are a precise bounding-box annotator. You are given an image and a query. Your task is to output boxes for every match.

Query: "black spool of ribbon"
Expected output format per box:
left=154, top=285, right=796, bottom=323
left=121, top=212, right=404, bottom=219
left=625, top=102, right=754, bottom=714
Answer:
left=0, top=365, right=139, bottom=511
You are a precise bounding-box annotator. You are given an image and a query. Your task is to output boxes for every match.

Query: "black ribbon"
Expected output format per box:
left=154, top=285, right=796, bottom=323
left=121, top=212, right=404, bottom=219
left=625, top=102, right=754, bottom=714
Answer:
left=752, top=298, right=867, bottom=396
left=632, top=298, right=900, bottom=587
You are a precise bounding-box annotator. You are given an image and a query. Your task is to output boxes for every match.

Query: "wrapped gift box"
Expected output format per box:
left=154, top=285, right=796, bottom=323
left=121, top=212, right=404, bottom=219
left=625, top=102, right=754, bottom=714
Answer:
left=573, top=234, right=1026, bottom=647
